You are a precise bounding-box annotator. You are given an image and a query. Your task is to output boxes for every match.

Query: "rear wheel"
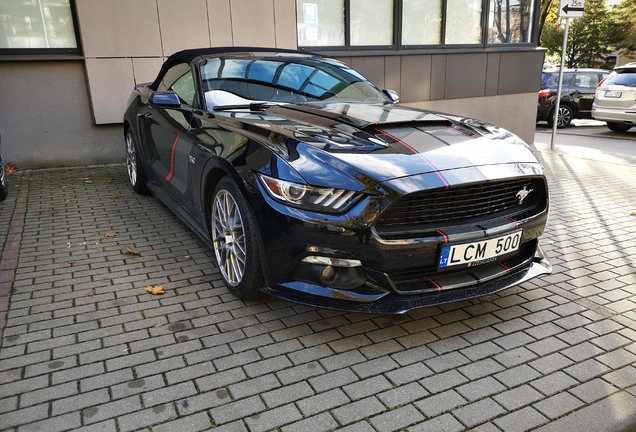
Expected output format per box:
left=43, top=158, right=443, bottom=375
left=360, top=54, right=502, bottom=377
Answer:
left=125, top=129, right=148, bottom=194
left=606, top=122, right=633, bottom=132
left=547, top=105, right=573, bottom=128
left=211, top=176, right=263, bottom=299
left=0, top=164, right=7, bottom=201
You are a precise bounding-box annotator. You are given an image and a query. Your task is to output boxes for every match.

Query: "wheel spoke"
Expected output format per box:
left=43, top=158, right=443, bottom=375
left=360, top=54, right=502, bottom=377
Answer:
left=212, top=188, right=247, bottom=287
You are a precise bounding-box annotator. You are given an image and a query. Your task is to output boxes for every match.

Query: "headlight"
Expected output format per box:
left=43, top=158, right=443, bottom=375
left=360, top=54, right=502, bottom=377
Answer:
left=259, top=174, right=360, bottom=213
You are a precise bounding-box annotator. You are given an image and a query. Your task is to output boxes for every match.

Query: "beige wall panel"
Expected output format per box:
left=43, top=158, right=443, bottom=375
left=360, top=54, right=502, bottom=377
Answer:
left=230, top=0, right=276, bottom=47
left=76, top=0, right=161, bottom=57
left=86, top=58, right=135, bottom=124
left=498, top=50, right=544, bottom=94
left=430, top=55, right=446, bottom=100
left=208, top=0, right=234, bottom=46
left=384, top=56, right=401, bottom=96
left=400, top=55, right=431, bottom=103
left=0, top=61, right=121, bottom=169
left=485, top=53, right=501, bottom=96
left=132, top=57, right=165, bottom=85
left=445, top=53, right=487, bottom=99
left=274, top=0, right=298, bottom=48
left=351, top=57, right=385, bottom=88
left=406, top=93, right=538, bottom=144
left=158, top=0, right=211, bottom=55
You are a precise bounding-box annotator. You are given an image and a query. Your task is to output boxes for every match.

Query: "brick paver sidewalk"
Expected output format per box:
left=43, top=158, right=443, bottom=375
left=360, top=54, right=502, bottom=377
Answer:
left=0, top=151, right=635, bottom=431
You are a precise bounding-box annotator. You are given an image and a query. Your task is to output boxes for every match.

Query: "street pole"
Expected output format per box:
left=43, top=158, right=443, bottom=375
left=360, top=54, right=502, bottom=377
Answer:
left=551, top=17, right=570, bottom=149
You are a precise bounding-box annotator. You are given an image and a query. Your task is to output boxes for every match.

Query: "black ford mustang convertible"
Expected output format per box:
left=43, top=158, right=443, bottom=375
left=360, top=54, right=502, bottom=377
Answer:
left=123, top=47, right=551, bottom=314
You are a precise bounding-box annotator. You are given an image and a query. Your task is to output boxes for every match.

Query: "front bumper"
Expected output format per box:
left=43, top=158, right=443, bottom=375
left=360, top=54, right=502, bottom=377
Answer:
left=262, top=242, right=551, bottom=314
left=252, top=178, right=551, bottom=314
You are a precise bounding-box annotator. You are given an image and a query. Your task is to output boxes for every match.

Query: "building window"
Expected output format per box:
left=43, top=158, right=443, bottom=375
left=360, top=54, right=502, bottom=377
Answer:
left=446, top=0, right=483, bottom=45
left=350, top=0, right=393, bottom=46
left=401, top=0, right=442, bottom=46
left=296, top=0, right=536, bottom=50
left=488, top=0, right=533, bottom=44
left=0, top=0, right=80, bottom=54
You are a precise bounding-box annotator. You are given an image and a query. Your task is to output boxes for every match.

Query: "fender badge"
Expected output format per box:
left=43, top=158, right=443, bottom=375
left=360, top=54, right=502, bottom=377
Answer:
left=516, top=186, right=534, bottom=204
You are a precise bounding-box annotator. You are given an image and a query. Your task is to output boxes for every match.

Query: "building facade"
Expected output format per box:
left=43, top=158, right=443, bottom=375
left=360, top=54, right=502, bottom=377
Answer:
left=0, top=0, right=544, bottom=168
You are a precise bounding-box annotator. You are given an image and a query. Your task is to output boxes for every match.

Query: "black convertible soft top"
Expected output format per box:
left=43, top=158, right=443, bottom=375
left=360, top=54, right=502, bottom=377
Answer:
left=149, top=46, right=319, bottom=90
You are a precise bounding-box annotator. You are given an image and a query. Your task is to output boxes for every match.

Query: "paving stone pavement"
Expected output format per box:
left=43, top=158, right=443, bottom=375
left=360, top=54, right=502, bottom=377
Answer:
left=1, top=143, right=636, bottom=431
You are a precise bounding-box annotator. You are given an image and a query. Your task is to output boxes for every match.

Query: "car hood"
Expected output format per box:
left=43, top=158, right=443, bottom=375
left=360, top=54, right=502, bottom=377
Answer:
left=248, top=103, right=541, bottom=192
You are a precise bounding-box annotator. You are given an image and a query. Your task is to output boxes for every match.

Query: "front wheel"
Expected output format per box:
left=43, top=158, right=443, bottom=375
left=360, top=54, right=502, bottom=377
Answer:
left=547, top=105, right=573, bottom=128
left=125, top=129, right=148, bottom=194
left=606, top=122, right=633, bottom=132
left=211, top=176, right=263, bottom=299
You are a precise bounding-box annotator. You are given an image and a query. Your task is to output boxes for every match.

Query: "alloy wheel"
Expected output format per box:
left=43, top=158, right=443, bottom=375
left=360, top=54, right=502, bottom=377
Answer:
left=125, top=132, right=138, bottom=187
left=556, top=106, right=572, bottom=128
left=212, top=189, right=246, bottom=286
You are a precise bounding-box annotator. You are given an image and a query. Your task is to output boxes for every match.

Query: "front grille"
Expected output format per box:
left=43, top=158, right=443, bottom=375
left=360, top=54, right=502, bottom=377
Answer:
left=386, top=240, right=537, bottom=294
left=375, top=178, right=545, bottom=238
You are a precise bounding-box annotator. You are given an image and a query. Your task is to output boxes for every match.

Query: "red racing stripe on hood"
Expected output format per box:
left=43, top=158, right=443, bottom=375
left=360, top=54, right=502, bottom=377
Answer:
left=372, top=127, right=450, bottom=189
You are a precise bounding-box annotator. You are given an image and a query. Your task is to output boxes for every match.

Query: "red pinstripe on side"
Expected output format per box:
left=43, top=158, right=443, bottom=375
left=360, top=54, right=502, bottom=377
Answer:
left=165, top=134, right=180, bottom=182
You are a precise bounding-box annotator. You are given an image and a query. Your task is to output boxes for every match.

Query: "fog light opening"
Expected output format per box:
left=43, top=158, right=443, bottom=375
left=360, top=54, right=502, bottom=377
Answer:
left=319, top=265, right=339, bottom=284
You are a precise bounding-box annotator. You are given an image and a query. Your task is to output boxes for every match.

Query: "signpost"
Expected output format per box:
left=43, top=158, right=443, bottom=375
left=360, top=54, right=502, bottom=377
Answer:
left=551, top=0, right=586, bottom=149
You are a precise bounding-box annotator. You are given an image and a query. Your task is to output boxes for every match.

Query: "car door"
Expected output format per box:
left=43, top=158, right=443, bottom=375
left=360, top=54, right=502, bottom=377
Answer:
left=569, top=72, right=604, bottom=118
left=144, top=63, right=198, bottom=211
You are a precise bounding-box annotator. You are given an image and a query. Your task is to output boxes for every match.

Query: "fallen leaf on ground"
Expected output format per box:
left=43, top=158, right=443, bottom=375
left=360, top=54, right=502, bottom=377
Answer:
left=79, top=178, right=93, bottom=184
left=152, top=323, right=162, bottom=328
left=631, top=210, right=636, bottom=216
left=145, top=285, right=165, bottom=295
left=185, top=255, right=191, bottom=259
left=5, top=163, right=18, bottom=173
left=67, top=242, right=71, bottom=248
left=109, top=195, right=122, bottom=199
left=68, top=260, right=77, bottom=265
left=104, top=231, right=119, bottom=238
left=87, top=291, right=95, bottom=297
left=108, top=178, right=115, bottom=183
left=126, top=246, right=141, bottom=256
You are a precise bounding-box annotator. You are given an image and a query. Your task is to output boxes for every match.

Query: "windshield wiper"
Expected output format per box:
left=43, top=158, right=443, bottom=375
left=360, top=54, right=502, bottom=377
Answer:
left=212, top=102, right=279, bottom=112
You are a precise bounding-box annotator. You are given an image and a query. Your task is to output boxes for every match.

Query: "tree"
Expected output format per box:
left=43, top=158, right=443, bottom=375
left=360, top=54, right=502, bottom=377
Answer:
left=614, top=0, right=636, bottom=55
left=540, top=0, right=622, bottom=68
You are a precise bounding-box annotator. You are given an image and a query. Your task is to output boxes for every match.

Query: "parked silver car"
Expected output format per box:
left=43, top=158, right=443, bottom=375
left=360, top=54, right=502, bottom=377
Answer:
left=592, top=62, right=636, bottom=132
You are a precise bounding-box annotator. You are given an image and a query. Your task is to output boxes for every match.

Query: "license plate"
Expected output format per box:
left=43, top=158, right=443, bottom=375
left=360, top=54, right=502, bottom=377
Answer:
left=605, top=91, right=622, bottom=98
left=438, top=231, right=522, bottom=269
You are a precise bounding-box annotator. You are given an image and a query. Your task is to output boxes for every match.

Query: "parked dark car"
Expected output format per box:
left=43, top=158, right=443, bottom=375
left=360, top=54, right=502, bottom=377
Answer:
left=593, top=62, right=636, bottom=132
left=123, top=47, right=551, bottom=314
left=0, top=137, right=7, bottom=201
left=537, top=68, right=610, bottom=128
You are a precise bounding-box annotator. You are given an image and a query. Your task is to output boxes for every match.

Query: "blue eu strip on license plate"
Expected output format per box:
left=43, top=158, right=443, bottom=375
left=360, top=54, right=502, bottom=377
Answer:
left=438, top=230, right=522, bottom=269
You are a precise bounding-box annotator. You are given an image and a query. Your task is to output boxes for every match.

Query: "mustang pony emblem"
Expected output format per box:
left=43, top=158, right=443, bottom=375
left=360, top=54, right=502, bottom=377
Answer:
left=516, top=186, right=534, bottom=204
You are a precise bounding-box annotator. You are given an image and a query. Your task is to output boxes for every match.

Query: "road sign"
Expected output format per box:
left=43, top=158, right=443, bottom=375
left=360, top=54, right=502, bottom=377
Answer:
left=559, top=0, right=585, bottom=18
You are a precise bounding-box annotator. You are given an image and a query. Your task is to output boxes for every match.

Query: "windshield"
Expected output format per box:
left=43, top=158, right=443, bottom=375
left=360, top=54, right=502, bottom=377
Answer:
left=199, top=55, right=390, bottom=107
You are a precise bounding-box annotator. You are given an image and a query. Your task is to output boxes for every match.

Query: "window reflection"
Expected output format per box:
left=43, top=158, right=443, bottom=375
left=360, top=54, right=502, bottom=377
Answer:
left=350, top=0, right=393, bottom=46
left=0, top=0, right=77, bottom=49
left=446, top=0, right=483, bottom=44
left=488, top=0, right=533, bottom=43
left=402, top=0, right=442, bottom=45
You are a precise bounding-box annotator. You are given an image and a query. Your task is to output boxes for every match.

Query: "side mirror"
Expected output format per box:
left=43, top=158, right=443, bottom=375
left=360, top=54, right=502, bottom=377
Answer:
left=150, top=92, right=182, bottom=108
left=383, top=89, right=399, bottom=104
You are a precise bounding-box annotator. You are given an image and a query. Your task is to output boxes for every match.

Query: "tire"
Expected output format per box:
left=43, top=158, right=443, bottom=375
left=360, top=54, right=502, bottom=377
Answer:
left=211, top=176, right=263, bottom=299
left=0, top=164, right=7, bottom=201
left=547, top=105, right=573, bottom=128
left=125, top=129, right=148, bottom=194
left=606, top=122, right=633, bottom=132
